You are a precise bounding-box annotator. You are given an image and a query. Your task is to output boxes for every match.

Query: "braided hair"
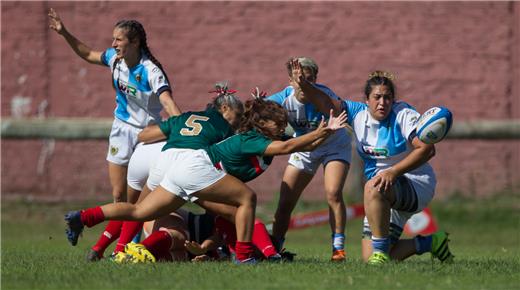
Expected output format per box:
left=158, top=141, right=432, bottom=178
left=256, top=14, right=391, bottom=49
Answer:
left=111, top=20, right=170, bottom=89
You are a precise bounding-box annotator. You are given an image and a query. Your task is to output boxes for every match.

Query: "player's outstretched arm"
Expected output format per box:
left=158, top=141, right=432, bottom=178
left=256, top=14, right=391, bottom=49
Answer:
left=263, top=110, right=347, bottom=156
left=48, top=8, right=103, bottom=65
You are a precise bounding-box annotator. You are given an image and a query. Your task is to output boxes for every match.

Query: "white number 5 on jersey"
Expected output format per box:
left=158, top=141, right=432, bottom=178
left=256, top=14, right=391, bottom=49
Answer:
left=180, top=115, right=210, bottom=136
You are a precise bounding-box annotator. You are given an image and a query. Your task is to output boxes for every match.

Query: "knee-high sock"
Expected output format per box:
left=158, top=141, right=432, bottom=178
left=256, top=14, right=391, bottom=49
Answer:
left=80, top=206, right=105, bottom=228
left=141, top=230, right=173, bottom=261
left=214, top=216, right=237, bottom=253
left=114, top=221, right=143, bottom=253
left=235, top=241, right=255, bottom=261
left=91, top=220, right=123, bottom=255
left=252, top=219, right=278, bottom=258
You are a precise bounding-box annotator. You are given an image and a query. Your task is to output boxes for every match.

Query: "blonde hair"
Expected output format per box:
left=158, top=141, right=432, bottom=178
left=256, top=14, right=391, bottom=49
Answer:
left=368, top=70, right=395, bottom=81
left=286, top=57, right=319, bottom=77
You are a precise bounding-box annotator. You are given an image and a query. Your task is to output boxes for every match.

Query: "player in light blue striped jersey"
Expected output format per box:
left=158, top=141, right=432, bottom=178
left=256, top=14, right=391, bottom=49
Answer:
left=48, top=8, right=181, bottom=203
left=269, top=57, right=352, bottom=262
left=292, top=62, right=454, bottom=265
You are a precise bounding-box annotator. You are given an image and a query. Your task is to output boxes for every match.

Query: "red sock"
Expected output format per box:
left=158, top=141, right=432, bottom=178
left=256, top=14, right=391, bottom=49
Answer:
left=214, top=217, right=237, bottom=253
left=80, top=206, right=105, bottom=228
left=114, top=221, right=143, bottom=253
left=91, top=220, right=123, bottom=255
left=141, top=230, right=173, bottom=261
left=252, top=219, right=278, bottom=258
left=235, top=241, right=254, bottom=261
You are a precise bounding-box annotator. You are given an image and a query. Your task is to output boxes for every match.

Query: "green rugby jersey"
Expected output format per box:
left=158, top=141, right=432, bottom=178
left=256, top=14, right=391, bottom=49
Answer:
left=159, top=109, right=234, bottom=151
left=206, top=130, right=274, bottom=182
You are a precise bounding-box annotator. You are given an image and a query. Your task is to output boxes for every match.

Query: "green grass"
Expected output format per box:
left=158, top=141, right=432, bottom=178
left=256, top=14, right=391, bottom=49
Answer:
left=2, top=194, right=519, bottom=290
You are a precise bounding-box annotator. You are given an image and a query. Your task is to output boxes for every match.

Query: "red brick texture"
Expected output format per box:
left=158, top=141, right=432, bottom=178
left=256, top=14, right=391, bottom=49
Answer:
left=2, top=2, right=519, bottom=201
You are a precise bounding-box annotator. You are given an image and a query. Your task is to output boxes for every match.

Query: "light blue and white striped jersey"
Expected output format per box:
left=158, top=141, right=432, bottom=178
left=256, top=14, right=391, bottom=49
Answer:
left=343, top=100, right=434, bottom=179
left=101, top=48, right=171, bottom=128
left=267, top=83, right=343, bottom=136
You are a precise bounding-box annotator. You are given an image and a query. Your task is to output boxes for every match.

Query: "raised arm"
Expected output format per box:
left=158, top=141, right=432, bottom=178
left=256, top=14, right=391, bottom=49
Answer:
left=289, top=59, right=343, bottom=116
left=48, top=8, right=104, bottom=65
left=263, top=110, right=347, bottom=156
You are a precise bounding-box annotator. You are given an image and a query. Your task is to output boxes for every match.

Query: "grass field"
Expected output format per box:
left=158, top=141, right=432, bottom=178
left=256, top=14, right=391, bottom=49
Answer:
left=2, top=193, right=519, bottom=290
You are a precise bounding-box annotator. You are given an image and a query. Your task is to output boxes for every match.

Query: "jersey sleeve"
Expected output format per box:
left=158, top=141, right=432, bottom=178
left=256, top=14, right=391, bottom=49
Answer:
left=397, top=105, right=421, bottom=142
left=100, top=48, right=117, bottom=67
left=343, top=100, right=367, bottom=125
left=266, top=87, right=292, bottom=106
left=158, top=117, right=174, bottom=136
left=148, top=66, right=171, bottom=96
left=241, top=131, right=273, bottom=156
left=314, top=83, right=341, bottom=100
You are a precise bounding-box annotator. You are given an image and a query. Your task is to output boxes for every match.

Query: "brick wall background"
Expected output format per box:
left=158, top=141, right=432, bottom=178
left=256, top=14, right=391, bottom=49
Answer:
left=2, top=1, right=519, bottom=202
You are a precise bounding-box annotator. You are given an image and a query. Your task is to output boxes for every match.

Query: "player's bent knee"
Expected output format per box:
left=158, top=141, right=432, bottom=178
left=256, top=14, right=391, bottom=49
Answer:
left=364, top=184, right=383, bottom=201
left=132, top=206, right=154, bottom=221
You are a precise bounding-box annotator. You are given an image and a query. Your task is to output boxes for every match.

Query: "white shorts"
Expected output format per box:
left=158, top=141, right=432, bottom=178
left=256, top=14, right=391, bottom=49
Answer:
left=106, top=118, right=142, bottom=166
left=151, top=148, right=226, bottom=202
left=147, top=149, right=176, bottom=191
left=288, top=130, right=352, bottom=174
left=127, top=141, right=166, bottom=191
left=362, top=172, right=436, bottom=243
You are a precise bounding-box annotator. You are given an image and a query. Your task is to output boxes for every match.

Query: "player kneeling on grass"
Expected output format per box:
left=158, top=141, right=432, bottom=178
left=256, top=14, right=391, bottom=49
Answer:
left=291, top=61, right=454, bottom=265
left=64, top=94, right=347, bottom=264
left=115, top=208, right=282, bottom=263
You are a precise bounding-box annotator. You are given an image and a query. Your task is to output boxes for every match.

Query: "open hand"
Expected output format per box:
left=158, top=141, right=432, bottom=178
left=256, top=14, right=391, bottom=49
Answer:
left=184, top=240, right=207, bottom=256
left=48, top=8, right=65, bottom=34
left=326, top=109, right=347, bottom=130
left=373, top=168, right=398, bottom=193
left=191, top=254, right=211, bottom=262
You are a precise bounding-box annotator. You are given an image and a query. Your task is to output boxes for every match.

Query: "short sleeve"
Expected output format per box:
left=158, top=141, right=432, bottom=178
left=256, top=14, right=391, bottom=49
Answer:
left=101, top=48, right=117, bottom=67
left=343, top=100, right=367, bottom=125
left=148, top=66, right=171, bottom=96
left=158, top=117, right=173, bottom=136
left=267, top=87, right=292, bottom=105
left=397, top=106, right=421, bottom=141
left=241, top=131, right=273, bottom=156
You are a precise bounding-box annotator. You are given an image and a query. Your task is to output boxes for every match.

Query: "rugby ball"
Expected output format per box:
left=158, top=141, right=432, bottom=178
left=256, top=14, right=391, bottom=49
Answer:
left=415, top=106, right=453, bottom=144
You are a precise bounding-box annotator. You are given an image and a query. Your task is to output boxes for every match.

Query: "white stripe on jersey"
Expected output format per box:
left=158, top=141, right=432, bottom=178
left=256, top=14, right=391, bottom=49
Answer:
left=344, top=100, right=435, bottom=180
left=102, top=48, right=171, bottom=128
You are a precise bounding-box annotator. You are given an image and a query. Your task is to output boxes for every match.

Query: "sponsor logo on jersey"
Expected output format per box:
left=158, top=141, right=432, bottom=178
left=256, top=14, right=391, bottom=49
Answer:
left=110, top=145, right=119, bottom=156
left=409, top=116, right=418, bottom=126
left=117, top=80, right=137, bottom=96
left=293, top=119, right=321, bottom=130
left=362, top=145, right=389, bottom=157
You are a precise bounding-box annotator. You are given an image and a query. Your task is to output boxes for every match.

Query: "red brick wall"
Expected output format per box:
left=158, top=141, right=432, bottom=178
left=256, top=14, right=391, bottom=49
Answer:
left=2, top=1, right=519, bottom=201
